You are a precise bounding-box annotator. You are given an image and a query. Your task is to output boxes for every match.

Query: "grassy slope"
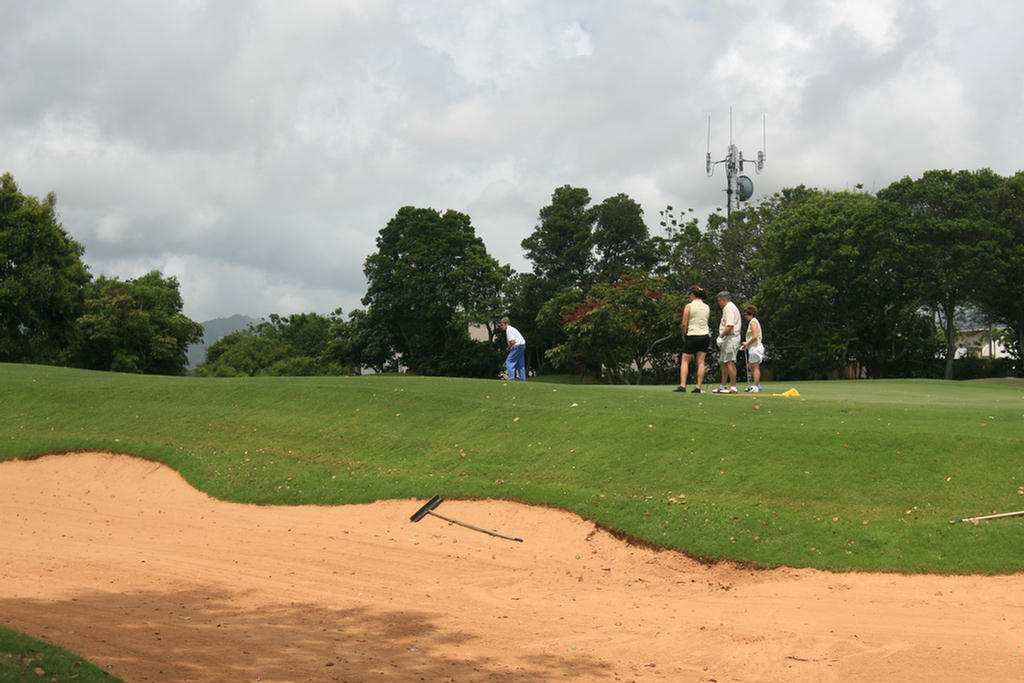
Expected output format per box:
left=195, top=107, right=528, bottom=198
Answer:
left=0, top=625, right=123, bottom=683
left=2, top=363, right=1023, bottom=574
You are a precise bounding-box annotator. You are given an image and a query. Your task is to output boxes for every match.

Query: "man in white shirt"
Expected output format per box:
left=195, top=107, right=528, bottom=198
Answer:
left=500, top=317, right=527, bottom=381
left=712, top=291, right=741, bottom=394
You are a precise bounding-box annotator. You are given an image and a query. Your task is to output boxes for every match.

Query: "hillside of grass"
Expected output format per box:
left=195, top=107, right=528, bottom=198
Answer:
left=2, top=363, right=1022, bottom=574
left=0, top=625, right=123, bottom=683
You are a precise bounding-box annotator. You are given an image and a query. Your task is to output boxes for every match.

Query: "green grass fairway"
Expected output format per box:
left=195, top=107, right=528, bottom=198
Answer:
left=3, top=363, right=1023, bottom=574
left=0, top=625, right=123, bottom=683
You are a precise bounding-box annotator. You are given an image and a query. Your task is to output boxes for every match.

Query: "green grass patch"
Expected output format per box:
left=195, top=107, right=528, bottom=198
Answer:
left=3, top=363, right=1023, bottom=574
left=0, top=625, right=122, bottom=682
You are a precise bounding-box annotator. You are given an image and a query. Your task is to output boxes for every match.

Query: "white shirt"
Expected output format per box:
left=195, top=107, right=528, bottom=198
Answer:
left=719, top=301, right=741, bottom=337
left=505, top=324, right=526, bottom=347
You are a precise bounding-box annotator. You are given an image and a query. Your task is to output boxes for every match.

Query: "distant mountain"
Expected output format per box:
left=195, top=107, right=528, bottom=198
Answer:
left=187, top=314, right=260, bottom=368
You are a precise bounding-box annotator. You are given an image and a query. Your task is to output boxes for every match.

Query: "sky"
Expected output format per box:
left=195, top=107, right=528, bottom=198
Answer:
left=3, top=0, right=1022, bottom=322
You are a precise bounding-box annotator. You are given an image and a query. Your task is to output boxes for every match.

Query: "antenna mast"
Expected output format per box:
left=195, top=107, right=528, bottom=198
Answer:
left=705, top=109, right=767, bottom=222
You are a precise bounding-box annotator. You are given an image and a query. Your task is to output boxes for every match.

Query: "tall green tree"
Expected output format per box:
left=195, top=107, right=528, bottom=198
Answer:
left=521, top=185, right=596, bottom=290
left=0, top=173, right=90, bottom=363
left=518, top=187, right=659, bottom=376
left=976, top=171, right=1024, bottom=370
left=362, top=206, right=507, bottom=377
left=878, top=169, right=1002, bottom=379
left=72, top=271, right=202, bottom=374
left=711, top=187, right=817, bottom=303
left=592, top=193, right=656, bottom=282
left=321, top=309, right=395, bottom=374
left=757, top=189, right=933, bottom=379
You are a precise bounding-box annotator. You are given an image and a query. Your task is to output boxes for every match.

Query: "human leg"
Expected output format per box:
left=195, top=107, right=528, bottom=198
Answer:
left=512, top=345, right=526, bottom=381
left=726, top=361, right=737, bottom=389
left=747, top=347, right=763, bottom=389
left=713, top=361, right=729, bottom=392
left=679, top=353, right=692, bottom=388
left=717, top=336, right=740, bottom=391
left=695, top=351, right=706, bottom=389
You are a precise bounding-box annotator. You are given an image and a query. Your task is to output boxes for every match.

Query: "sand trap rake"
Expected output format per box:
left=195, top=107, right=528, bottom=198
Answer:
left=410, top=495, right=523, bottom=543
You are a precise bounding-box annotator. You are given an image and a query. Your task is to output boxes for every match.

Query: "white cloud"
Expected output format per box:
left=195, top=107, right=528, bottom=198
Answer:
left=2, top=0, right=1022, bottom=322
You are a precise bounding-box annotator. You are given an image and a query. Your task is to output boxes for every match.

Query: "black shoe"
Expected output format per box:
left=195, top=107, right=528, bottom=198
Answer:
left=691, top=387, right=702, bottom=393
left=673, top=386, right=687, bottom=392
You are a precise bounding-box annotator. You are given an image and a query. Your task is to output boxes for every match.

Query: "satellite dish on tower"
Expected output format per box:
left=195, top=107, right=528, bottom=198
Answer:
left=738, top=175, right=754, bottom=201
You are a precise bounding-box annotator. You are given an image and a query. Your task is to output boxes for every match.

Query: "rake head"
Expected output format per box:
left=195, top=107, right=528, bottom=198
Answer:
left=410, top=494, right=443, bottom=522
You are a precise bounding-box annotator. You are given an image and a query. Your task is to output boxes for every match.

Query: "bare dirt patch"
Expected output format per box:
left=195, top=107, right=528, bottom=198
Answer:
left=1, top=452, right=1021, bottom=682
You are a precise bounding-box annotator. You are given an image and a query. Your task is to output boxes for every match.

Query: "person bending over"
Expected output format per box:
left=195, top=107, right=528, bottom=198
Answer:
left=500, top=317, right=526, bottom=381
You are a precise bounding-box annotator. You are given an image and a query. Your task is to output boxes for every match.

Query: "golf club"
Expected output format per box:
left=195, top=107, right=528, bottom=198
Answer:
left=410, top=495, right=524, bottom=542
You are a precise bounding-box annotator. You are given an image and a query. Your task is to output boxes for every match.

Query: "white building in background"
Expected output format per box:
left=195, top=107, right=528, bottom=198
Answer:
left=955, top=328, right=1011, bottom=360
left=467, top=322, right=491, bottom=343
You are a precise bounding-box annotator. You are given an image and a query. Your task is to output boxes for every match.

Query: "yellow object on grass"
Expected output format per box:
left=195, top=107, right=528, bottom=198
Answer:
left=770, top=388, right=801, bottom=397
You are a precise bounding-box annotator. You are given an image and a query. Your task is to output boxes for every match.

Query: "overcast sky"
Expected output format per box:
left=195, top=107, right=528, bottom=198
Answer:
left=3, top=1, right=1022, bottom=322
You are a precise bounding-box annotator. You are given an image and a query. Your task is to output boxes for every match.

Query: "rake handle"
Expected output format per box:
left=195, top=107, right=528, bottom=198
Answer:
left=950, top=509, right=1024, bottom=524
left=428, top=510, right=523, bottom=542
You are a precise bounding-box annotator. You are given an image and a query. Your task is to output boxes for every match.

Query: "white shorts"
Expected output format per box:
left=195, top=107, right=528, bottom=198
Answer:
left=746, top=346, right=764, bottom=364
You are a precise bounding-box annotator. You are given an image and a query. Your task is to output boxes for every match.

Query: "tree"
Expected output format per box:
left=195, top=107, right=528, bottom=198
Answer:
left=0, top=173, right=90, bottom=363
left=197, top=330, right=290, bottom=377
left=709, top=187, right=816, bottom=303
left=544, top=273, right=685, bottom=384
left=321, top=308, right=395, bottom=374
left=652, top=204, right=766, bottom=305
left=521, top=185, right=596, bottom=290
left=72, top=271, right=202, bottom=374
left=878, top=169, right=1002, bottom=379
left=362, top=206, right=507, bottom=377
left=976, top=171, right=1024, bottom=372
left=592, top=193, right=656, bottom=282
left=652, top=206, right=709, bottom=291
left=757, top=189, right=930, bottom=379
left=653, top=188, right=813, bottom=307
left=196, top=311, right=349, bottom=377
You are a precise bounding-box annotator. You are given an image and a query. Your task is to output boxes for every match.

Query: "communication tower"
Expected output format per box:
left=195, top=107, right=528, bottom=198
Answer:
left=705, top=109, right=766, bottom=221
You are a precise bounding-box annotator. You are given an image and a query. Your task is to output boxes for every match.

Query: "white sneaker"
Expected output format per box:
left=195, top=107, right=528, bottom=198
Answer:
left=728, top=386, right=738, bottom=394
left=749, top=385, right=760, bottom=393
left=711, top=386, right=728, bottom=394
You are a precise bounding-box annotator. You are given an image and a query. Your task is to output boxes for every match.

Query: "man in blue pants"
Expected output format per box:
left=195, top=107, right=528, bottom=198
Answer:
left=500, top=317, right=527, bottom=381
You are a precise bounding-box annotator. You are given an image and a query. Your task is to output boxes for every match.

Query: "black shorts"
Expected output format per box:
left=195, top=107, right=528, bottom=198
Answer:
left=683, top=334, right=710, bottom=355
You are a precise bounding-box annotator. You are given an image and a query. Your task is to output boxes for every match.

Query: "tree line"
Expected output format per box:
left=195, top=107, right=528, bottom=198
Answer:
left=3, top=168, right=1021, bottom=380
left=324, top=171, right=1021, bottom=383
left=1, top=173, right=201, bottom=374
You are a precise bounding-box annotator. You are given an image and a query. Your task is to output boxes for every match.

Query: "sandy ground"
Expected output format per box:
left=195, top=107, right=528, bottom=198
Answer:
left=1, top=453, right=1022, bottom=683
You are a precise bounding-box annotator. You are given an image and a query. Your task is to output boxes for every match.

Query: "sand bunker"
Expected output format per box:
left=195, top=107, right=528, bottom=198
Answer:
left=1, top=452, right=1022, bottom=682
